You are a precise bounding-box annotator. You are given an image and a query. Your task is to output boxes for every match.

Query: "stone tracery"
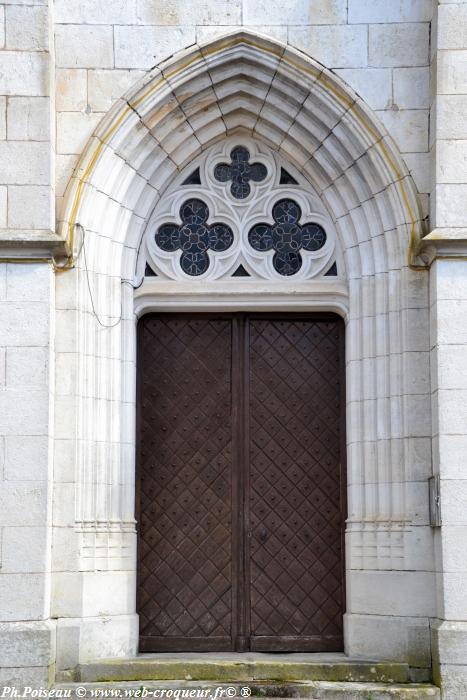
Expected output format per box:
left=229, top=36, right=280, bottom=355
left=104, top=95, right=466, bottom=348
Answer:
left=155, top=198, right=234, bottom=276
left=248, top=198, right=327, bottom=276
left=214, top=145, right=267, bottom=199
left=145, top=138, right=337, bottom=280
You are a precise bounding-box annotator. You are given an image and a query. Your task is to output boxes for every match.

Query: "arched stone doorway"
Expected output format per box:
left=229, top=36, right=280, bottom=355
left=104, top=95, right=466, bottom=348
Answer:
left=53, top=30, right=434, bottom=672
left=135, top=136, right=347, bottom=652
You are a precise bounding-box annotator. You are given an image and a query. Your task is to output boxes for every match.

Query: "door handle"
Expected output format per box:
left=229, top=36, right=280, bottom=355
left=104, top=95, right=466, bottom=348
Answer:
left=258, top=527, right=268, bottom=542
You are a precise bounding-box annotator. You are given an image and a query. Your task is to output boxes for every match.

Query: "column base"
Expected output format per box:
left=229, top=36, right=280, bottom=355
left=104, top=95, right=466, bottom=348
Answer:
left=432, top=619, right=467, bottom=699
left=344, top=613, right=432, bottom=669
left=56, top=614, right=139, bottom=672
left=0, top=620, right=56, bottom=687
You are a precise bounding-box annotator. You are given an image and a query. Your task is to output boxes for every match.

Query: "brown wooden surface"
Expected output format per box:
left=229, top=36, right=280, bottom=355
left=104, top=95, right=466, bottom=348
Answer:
left=248, top=318, right=344, bottom=651
left=137, top=316, right=234, bottom=651
left=137, top=314, right=345, bottom=652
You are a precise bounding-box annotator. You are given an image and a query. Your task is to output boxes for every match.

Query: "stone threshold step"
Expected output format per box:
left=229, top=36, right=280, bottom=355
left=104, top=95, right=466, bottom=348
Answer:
left=57, top=654, right=411, bottom=684
left=54, top=680, right=440, bottom=700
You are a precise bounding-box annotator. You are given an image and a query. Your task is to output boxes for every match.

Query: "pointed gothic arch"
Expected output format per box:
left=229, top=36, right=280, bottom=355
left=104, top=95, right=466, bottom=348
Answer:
left=54, top=30, right=432, bottom=665
left=60, top=30, right=424, bottom=274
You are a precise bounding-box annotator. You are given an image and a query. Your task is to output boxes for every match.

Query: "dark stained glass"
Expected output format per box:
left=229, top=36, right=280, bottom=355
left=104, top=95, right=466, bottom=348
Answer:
left=279, top=167, right=298, bottom=185
left=182, top=167, right=201, bottom=185
left=232, top=264, right=250, bottom=277
left=248, top=198, right=327, bottom=276
left=214, top=146, right=267, bottom=199
left=155, top=198, right=234, bottom=276
left=144, top=263, right=157, bottom=276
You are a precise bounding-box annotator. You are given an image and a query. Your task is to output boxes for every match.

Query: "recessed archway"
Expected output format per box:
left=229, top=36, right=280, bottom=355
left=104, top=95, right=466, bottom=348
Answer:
left=53, top=30, right=433, bottom=668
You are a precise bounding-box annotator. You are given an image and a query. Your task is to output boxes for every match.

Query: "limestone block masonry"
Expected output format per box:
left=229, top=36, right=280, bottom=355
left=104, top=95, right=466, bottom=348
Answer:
left=0, top=2, right=465, bottom=699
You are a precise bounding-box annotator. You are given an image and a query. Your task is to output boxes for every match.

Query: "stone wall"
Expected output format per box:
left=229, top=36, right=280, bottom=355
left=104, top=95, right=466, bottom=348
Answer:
left=428, top=4, right=467, bottom=695
left=0, top=262, right=55, bottom=685
left=0, top=0, right=54, bottom=244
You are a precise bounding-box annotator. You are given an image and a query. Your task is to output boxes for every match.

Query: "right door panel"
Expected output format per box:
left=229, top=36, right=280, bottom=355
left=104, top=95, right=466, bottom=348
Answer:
left=248, top=317, right=345, bottom=651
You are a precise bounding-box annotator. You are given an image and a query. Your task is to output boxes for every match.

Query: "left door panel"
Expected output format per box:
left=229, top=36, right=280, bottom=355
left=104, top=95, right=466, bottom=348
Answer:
left=137, top=315, right=234, bottom=651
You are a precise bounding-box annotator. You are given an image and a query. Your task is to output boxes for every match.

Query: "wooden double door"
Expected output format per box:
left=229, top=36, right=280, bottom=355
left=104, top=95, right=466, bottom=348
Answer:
left=137, top=313, right=346, bottom=652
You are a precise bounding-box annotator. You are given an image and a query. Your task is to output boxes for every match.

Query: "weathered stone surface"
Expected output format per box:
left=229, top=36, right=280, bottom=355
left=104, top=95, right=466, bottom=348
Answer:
left=2, top=0, right=47, bottom=4
left=54, top=0, right=137, bottom=24
left=114, top=25, right=196, bottom=69
left=289, top=25, right=368, bottom=68
left=438, top=3, right=467, bottom=49
left=0, top=480, right=48, bottom=525
left=74, top=655, right=409, bottom=684
left=197, top=24, right=287, bottom=44
left=349, top=0, right=433, bottom=24
left=8, top=185, right=52, bottom=229
left=1, top=526, right=49, bottom=573
left=0, top=142, right=50, bottom=184
left=0, top=97, right=5, bottom=140
left=404, top=152, right=431, bottom=194
left=0, top=573, right=48, bottom=621
left=335, top=68, right=392, bottom=110
left=56, top=111, right=103, bottom=155
left=138, top=0, right=241, bottom=26
left=0, top=7, right=4, bottom=50
left=6, top=262, right=50, bottom=302
left=432, top=620, right=467, bottom=666
left=437, top=49, right=467, bottom=94
left=346, top=614, right=432, bottom=666
left=56, top=69, right=87, bottom=111
left=435, top=184, right=467, bottom=226
left=6, top=345, right=48, bottom=387
left=433, top=665, right=467, bottom=700
left=0, top=187, right=7, bottom=227
left=0, top=667, right=51, bottom=686
left=377, top=109, right=428, bottom=153
left=7, top=96, right=50, bottom=141
left=54, top=680, right=440, bottom=699
left=0, top=302, right=49, bottom=346
left=393, top=67, right=430, bottom=109
left=244, top=0, right=346, bottom=26
left=0, top=620, right=54, bottom=667
left=369, top=23, right=429, bottom=67
left=88, top=69, right=145, bottom=112
left=0, top=52, right=49, bottom=95
left=55, top=25, right=114, bottom=68
left=5, top=5, right=48, bottom=51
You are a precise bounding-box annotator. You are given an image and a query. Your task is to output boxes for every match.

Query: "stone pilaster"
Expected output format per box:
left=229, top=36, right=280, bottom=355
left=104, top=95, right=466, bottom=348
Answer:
left=0, top=0, right=59, bottom=685
left=421, top=2, right=467, bottom=697
left=0, top=0, right=65, bottom=259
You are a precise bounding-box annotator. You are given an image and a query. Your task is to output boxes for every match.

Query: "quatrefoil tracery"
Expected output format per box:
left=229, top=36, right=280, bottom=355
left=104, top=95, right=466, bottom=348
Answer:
left=214, top=146, right=267, bottom=199
left=155, top=198, right=233, bottom=276
left=248, top=199, right=327, bottom=276
left=146, top=140, right=336, bottom=280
